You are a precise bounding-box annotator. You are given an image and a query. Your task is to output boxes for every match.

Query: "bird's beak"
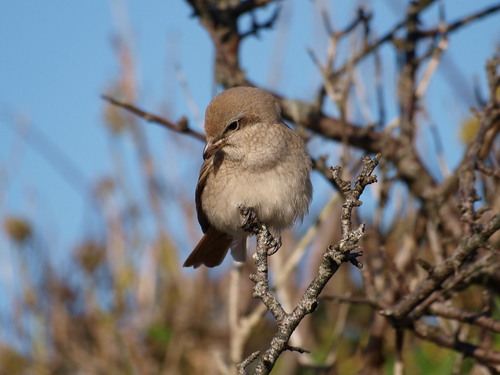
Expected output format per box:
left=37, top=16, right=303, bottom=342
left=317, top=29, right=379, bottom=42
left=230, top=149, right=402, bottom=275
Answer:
left=203, top=138, right=226, bottom=160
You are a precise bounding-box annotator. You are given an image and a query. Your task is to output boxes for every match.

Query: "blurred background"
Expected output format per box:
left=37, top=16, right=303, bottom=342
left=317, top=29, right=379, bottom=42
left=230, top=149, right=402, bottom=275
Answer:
left=1, top=1, right=499, bottom=374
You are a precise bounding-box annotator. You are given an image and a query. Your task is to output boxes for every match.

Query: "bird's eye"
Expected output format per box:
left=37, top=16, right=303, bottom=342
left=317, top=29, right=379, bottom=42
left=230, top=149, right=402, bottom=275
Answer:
left=227, top=121, right=239, bottom=132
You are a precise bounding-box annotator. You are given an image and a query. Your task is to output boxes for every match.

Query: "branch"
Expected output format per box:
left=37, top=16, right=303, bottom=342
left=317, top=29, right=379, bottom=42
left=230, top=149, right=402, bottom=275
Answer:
left=239, top=206, right=287, bottom=323
left=240, top=4, right=281, bottom=39
left=237, top=351, right=260, bottom=375
left=428, top=302, right=500, bottom=334
left=412, top=321, right=500, bottom=367
left=238, top=154, right=380, bottom=374
left=409, top=252, right=499, bottom=320
left=419, top=4, right=500, bottom=37
left=381, top=214, right=500, bottom=321
left=101, top=95, right=206, bottom=141
left=330, top=2, right=500, bottom=80
left=322, top=294, right=378, bottom=308
left=233, top=0, right=278, bottom=16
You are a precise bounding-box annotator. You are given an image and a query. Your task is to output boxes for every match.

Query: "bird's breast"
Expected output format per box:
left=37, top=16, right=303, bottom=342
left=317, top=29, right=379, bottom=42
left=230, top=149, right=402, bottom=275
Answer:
left=201, top=154, right=311, bottom=236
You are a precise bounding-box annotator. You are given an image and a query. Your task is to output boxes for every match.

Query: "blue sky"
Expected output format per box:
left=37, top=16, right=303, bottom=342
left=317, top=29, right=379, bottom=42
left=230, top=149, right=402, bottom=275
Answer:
left=0, top=1, right=499, bottom=321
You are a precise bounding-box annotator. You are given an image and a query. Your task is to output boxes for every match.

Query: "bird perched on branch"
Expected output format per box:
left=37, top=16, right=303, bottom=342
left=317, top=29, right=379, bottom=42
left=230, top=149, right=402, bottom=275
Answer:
left=184, top=86, right=312, bottom=268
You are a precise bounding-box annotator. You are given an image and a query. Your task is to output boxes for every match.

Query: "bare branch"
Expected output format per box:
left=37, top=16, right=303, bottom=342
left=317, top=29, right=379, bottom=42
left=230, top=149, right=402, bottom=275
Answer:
left=381, top=214, right=500, bottom=320
left=428, top=302, right=500, bottom=334
left=238, top=154, right=380, bottom=374
left=413, top=321, right=500, bottom=368
left=237, top=350, right=260, bottom=375
left=102, top=95, right=206, bottom=141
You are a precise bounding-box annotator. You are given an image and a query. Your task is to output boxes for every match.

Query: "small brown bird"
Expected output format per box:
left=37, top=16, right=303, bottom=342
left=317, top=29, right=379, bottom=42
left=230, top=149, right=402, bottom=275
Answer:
left=183, top=87, right=312, bottom=268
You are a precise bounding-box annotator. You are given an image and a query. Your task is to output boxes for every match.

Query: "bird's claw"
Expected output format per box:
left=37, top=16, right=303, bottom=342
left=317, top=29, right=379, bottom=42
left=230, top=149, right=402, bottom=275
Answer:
left=239, top=206, right=259, bottom=233
left=267, top=236, right=281, bottom=256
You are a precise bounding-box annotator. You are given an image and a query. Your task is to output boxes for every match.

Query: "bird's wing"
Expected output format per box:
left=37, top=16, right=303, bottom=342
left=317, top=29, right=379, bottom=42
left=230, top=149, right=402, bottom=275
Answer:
left=195, top=158, right=212, bottom=233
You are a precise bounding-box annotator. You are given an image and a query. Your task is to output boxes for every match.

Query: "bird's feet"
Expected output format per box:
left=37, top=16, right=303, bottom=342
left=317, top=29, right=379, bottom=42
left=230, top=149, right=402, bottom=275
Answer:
left=239, top=206, right=259, bottom=234
left=266, top=235, right=281, bottom=256
left=239, top=205, right=282, bottom=256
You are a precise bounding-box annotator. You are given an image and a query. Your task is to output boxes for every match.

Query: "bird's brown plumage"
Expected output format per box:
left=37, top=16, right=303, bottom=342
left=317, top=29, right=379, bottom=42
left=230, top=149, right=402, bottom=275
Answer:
left=183, top=86, right=312, bottom=268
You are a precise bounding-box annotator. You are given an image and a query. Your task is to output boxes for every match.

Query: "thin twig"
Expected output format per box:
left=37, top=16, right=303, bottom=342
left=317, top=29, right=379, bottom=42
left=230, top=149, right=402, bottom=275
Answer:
left=101, top=95, right=206, bottom=141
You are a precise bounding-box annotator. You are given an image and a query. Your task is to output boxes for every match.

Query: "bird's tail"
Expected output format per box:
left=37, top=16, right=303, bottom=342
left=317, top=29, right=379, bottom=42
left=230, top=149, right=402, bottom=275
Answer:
left=183, top=226, right=232, bottom=268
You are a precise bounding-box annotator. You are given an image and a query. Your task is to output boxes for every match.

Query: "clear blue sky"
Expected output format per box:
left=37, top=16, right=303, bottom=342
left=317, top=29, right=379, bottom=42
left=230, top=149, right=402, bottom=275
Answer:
left=0, top=1, right=498, bottom=323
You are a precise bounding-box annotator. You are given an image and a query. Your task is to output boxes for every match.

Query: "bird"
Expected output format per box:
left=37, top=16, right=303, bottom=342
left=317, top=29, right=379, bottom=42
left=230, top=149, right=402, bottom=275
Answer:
left=183, top=86, right=312, bottom=268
